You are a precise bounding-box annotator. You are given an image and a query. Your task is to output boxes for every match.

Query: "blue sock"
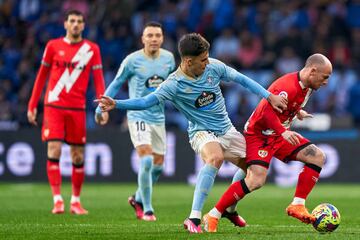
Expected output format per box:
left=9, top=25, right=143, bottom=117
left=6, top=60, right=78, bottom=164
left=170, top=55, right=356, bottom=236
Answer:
left=151, top=164, right=163, bottom=184
left=232, top=169, right=246, bottom=183
left=227, top=168, right=246, bottom=212
left=136, top=155, right=154, bottom=213
left=135, top=164, right=163, bottom=203
left=189, top=164, right=218, bottom=219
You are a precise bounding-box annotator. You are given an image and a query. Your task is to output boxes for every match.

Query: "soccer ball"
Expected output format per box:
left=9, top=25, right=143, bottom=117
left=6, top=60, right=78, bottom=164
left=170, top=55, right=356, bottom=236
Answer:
left=312, top=203, right=341, bottom=233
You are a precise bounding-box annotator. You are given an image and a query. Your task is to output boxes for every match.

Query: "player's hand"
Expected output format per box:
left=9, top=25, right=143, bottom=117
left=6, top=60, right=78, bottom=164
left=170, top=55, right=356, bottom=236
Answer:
left=94, top=95, right=116, bottom=112
left=281, top=130, right=302, bottom=145
left=296, top=109, right=313, bottom=121
left=95, top=111, right=109, bottom=125
left=267, top=94, right=287, bottom=113
left=27, top=108, right=38, bottom=126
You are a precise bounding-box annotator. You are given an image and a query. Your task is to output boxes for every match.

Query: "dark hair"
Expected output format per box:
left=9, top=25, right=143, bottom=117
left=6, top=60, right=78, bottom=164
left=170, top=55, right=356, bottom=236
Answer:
left=144, top=21, right=163, bottom=30
left=64, top=10, right=84, bottom=21
left=178, top=33, right=210, bottom=57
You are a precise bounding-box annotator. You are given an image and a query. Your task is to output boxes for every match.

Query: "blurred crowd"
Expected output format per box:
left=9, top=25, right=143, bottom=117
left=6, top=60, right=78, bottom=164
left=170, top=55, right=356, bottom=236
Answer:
left=1, top=0, right=360, bottom=131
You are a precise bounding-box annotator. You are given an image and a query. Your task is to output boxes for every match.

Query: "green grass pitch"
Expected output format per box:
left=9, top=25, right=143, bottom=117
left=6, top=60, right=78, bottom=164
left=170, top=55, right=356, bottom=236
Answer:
left=0, top=183, right=359, bottom=239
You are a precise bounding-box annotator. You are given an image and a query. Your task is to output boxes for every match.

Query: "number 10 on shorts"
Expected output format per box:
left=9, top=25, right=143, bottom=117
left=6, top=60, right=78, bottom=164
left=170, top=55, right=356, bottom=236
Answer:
left=136, top=121, right=146, bottom=131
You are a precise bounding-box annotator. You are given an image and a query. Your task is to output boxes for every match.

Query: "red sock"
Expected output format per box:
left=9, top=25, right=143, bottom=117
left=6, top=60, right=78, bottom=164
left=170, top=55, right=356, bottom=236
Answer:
left=215, top=180, right=250, bottom=213
left=72, top=163, right=85, bottom=197
left=47, top=159, right=61, bottom=196
left=294, top=164, right=321, bottom=199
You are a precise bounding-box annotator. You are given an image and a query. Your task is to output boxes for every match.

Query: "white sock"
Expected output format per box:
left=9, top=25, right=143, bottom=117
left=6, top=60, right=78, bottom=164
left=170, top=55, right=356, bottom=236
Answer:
left=53, top=195, right=63, bottom=204
left=291, top=197, right=305, bottom=205
left=71, top=195, right=80, bottom=204
left=189, top=210, right=201, bottom=219
left=209, top=207, right=222, bottom=219
left=226, top=204, right=236, bottom=213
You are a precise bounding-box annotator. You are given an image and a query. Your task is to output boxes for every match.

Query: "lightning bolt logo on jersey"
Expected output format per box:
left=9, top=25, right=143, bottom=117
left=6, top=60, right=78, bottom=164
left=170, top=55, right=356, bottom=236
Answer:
left=42, top=38, right=103, bottom=109
left=48, top=43, right=94, bottom=103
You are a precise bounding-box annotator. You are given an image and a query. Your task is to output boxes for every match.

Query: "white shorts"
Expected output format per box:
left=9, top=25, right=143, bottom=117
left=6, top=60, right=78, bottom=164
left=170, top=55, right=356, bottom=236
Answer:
left=190, top=126, right=246, bottom=159
left=128, top=121, right=166, bottom=155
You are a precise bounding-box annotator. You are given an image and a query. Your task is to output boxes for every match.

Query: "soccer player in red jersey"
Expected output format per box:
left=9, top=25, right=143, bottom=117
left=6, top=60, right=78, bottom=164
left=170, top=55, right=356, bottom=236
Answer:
left=27, top=10, right=108, bottom=215
left=203, top=53, right=333, bottom=232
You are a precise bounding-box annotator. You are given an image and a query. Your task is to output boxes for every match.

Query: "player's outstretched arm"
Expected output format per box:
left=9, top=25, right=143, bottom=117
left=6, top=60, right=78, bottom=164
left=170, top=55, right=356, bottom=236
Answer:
left=95, top=94, right=160, bottom=112
left=94, top=71, right=128, bottom=122
left=232, top=71, right=287, bottom=112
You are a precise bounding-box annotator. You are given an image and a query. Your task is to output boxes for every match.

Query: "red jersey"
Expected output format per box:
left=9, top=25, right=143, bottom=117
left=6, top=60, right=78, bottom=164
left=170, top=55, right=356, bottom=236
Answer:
left=244, top=72, right=312, bottom=136
left=28, top=37, right=105, bottom=111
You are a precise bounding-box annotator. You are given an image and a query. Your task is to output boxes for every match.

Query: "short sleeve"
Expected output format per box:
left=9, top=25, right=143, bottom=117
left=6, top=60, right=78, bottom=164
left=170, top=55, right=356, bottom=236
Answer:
left=153, top=78, right=177, bottom=103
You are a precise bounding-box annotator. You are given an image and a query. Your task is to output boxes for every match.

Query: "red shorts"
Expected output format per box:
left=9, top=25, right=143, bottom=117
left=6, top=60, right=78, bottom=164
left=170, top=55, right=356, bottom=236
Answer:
left=42, top=106, right=86, bottom=145
left=245, top=133, right=311, bottom=168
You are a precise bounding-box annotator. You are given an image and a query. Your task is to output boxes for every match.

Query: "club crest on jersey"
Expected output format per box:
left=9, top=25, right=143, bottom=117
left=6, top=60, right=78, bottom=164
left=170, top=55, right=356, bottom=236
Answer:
left=258, top=150, right=268, bottom=158
left=195, top=91, right=216, bottom=109
left=59, top=50, right=65, bottom=56
left=279, top=91, right=288, bottom=99
left=145, top=75, right=165, bottom=91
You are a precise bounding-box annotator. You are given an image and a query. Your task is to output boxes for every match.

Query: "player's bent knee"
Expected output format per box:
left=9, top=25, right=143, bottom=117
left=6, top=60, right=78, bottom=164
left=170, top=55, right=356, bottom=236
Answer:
left=314, top=148, right=326, bottom=167
left=247, top=177, right=266, bottom=191
left=208, top=155, right=224, bottom=168
left=246, top=165, right=267, bottom=191
left=153, top=154, right=164, bottom=165
left=48, top=149, right=61, bottom=159
left=72, top=154, right=84, bottom=165
left=306, top=146, right=325, bottom=167
left=47, top=142, right=61, bottom=159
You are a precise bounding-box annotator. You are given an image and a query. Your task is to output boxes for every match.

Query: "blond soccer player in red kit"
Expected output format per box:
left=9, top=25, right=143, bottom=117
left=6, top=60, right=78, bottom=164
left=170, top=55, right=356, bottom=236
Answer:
left=203, top=53, right=332, bottom=232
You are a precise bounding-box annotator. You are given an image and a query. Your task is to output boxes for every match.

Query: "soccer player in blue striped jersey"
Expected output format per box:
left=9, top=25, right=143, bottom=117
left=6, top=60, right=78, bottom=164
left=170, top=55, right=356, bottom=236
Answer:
left=96, top=33, right=287, bottom=232
left=95, top=22, right=175, bottom=221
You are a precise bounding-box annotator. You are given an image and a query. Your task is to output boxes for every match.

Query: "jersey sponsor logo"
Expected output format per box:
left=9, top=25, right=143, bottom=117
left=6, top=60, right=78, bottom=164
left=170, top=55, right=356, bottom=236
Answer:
left=195, top=91, right=216, bottom=109
left=258, top=149, right=268, bottom=158
left=279, top=91, right=288, bottom=99
left=48, top=43, right=94, bottom=103
left=145, top=75, right=165, bottom=91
